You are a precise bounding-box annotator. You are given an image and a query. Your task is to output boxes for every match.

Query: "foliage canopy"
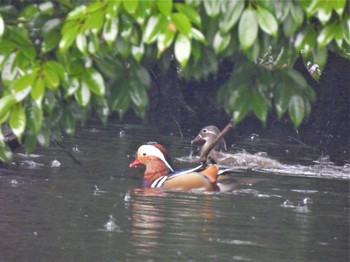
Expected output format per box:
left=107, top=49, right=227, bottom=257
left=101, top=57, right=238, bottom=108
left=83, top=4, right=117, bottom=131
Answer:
left=0, top=0, right=349, bottom=161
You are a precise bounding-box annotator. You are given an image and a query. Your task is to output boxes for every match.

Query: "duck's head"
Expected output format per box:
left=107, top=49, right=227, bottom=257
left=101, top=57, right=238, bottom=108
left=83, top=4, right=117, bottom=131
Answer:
left=129, top=144, right=174, bottom=172
left=192, top=126, right=227, bottom=151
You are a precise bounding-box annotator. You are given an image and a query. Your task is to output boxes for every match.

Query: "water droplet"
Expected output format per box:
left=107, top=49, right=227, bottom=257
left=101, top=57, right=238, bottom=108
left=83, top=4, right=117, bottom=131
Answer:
left=303, top=197, right=313, bottom=204
left=51, top=159, right=61, bottom=167
left=104, top=215, right=119, bottom=231
left=124, top=191, right=131, bottom=202
left=10, top=179, right=18, bottom=185
left=250, top=133, right=260, bottom=141
left=282, top=200, right=295, bottom=208
left=119, top=130, right=126, bottom=137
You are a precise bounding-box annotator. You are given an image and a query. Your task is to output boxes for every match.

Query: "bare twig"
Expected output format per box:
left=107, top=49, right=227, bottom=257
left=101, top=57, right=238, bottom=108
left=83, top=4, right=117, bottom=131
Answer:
left=51, top=139, right=83, bottom=166
left=172, top=117, right=183, bottom=138
left=200, top=122, right=233, bottom=164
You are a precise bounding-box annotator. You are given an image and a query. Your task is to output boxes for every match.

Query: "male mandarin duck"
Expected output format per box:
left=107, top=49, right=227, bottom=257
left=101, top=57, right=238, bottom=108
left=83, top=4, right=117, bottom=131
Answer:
left=130, top=144, right=219, bottom=191
left=192, top=125, right=282, bottom=168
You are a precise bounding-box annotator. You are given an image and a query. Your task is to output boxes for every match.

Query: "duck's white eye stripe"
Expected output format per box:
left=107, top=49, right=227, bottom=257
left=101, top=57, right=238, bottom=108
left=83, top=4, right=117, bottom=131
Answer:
left=138, top=145, right=174, bottom=172
left=205, top=130, right=217, bottom=135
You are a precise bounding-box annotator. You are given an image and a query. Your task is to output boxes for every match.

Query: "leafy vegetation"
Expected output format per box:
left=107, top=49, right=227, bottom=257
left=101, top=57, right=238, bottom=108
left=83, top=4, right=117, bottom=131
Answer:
left=0, top=0, right=349, bottom=161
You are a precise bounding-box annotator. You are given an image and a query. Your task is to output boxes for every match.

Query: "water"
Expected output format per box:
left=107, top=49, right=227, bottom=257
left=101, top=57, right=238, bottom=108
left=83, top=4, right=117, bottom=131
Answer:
left=0, top=121, right=349, bottom=261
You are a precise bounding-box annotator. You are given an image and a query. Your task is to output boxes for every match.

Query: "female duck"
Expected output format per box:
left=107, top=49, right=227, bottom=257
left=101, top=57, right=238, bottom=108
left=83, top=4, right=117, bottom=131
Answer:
left=130, top=144, right=219, bottom=191
left=193, top=125, right=281, bottom=168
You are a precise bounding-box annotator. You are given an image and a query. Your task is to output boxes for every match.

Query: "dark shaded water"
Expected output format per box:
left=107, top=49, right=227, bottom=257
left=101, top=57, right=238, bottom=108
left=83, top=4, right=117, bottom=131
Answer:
left=0, top=121, right=349, bottom=261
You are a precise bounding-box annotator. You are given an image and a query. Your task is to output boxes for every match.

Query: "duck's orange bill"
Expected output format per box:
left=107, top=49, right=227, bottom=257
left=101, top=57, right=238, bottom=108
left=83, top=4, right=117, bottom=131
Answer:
left=130, top=158, right=141, bottom=167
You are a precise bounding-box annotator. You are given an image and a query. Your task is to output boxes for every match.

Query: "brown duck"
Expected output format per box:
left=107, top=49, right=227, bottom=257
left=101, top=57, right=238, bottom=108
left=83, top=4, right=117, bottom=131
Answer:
left=192, top=125, right=282, bottom=168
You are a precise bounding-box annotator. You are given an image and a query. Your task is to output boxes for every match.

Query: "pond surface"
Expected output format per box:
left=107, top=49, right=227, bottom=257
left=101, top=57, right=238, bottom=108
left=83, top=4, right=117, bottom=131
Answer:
left=0, top=120, right=349, bottom=261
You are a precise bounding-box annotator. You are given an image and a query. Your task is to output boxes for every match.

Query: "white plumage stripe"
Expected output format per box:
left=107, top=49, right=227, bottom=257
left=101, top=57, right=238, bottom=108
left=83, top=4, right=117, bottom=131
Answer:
left=151, top=176, right=168, bottom=188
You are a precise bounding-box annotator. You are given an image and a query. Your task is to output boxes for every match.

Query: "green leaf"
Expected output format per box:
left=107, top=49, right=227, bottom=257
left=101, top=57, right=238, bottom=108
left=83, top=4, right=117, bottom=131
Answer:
left=82, top=68, right=105, bottom=97
left=110, top=82, right=130, bottom=118
left=157, top=0, right=172, bottom=17
left=75, top=80, right=91, bottom=107
left=342, top=17, right=350, bottom=44
left=28, top=103, right=43, bottom=134
left=12, top=72, right=37, bottom=102
left=62, top=109, right=75, bottom=135
left=333, top=25, right=343, bottom=47
left=103, top=17, right=119, bottom=46
left=239, top=8, right=258, bottom=50
left=283, top=13, right=298, bottom=37
left=1, top=53, right=17, bottom=87
left=0, top=14, right=5, bottom=38
left=0, top=144, right=13, bottom=162
left=43, top=63, right=60, bottom=89
left=45, top=61, right=68, bottom=88
left=287, top=69, right=308, bottom=88
left=84, top=9, right=104, bottom=32
left=86, top=1, right=106, bottom=13
left=213, top=32, right=231, bottom=54
left=252, top=90, right=268, bottom=123
left=157, top=30, right=176, bottom=55
left=174, top=33, right=191, bottom=68
left=10, top=103, right=26, bottom=141
left=174, top=3, right=201, bottom=27
left=290, top=3, right=304, bottom=27
left=123, top=0, right=138, bottom=14
left=128, top=80, right=148, bottom=111
left=116, top=36, right=131, bottom=58
left=0, top=95, right=16, bottom=123
left=317, top=22, right=336, bottom=48
left=142, top=15, right=163, bottom=44
left=42, top=31, right=60, bottom=53
left=31, top=77, right=45, bottom=106
left=288, top=95, right=305, bottom=128
left=171, top=13, right=192, bottom=37
left=190, top=28, right=206, bottom=44
left=59, top=23, right=79, bottom=53
left=219, top=0, right=244, bottom=34
left=136, top=66, right=151, bottom=87
left=66, top=77, right=80, bottom=97
left=305, top=0, right=321, bottom=18
left=67, top=5, right=87, bottom=20
left=232, top=92, right=250, bottom=125
left=24, top=132, right=37, bottom=153
left=7, top=25, right=31, bottom=46
left=317, top=0, right=332, bottom=25
left=132, top=44, right=144, bottom=63
left=96, top=98, right=109, bottom=124
left=295, top=26, right=317, bottom=52
left=21, top=46, right=36, bottom=62
left=203, top=0, right=221, bottom=18
left=257, top=6, right=278, bottom=37
left=275, top=79, right=291, bottom=119
left=0, top=39, right=17, bottom=53
left=76, top=33, right=88, bottom=55
left=37, top=127, right=50, bottom=147
left=332, top=0, right=347, bottom=16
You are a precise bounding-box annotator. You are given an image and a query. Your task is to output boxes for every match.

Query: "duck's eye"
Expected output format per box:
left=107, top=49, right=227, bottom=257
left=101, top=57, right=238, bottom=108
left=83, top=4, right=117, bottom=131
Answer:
left=203, top=129, right=207, bottom=133
left=142, top=152, right=147, bottom=156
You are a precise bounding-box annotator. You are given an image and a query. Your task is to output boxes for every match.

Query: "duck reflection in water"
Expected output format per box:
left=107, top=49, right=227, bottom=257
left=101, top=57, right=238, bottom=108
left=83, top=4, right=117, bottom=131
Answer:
left=126, top=188, right=224, bottom=256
